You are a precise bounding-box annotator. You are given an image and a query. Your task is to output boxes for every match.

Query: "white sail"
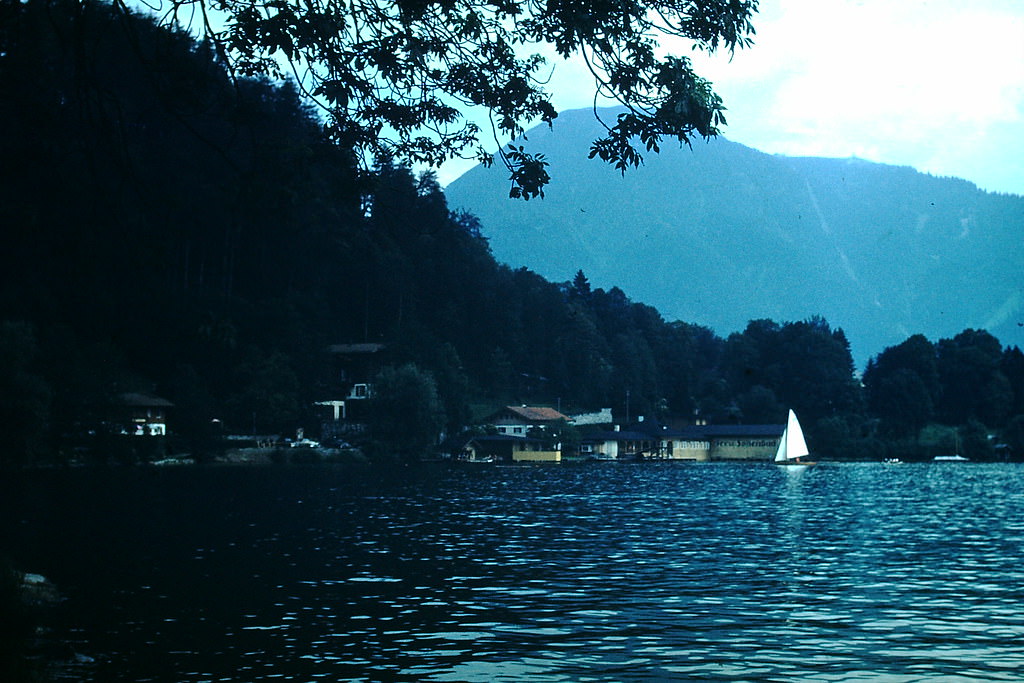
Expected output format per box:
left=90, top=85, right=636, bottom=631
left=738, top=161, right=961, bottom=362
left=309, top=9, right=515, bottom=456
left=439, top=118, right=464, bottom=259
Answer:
left=774, top=409, right=810, bottom=462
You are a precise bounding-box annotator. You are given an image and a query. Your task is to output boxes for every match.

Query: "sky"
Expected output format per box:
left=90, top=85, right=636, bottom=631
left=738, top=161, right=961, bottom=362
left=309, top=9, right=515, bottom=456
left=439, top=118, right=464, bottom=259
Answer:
left=439, top=0, right=1024, bottom=196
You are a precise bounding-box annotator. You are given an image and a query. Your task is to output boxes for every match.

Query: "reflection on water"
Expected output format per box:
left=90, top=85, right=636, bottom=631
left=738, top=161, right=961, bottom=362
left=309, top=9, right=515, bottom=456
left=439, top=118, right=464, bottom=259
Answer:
left=4, top=462, right=1024, bottom=681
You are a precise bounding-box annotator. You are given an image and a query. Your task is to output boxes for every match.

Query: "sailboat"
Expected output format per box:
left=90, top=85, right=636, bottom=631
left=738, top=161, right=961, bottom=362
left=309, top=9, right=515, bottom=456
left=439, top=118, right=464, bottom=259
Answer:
left=774, top=409, right=815, bottom=466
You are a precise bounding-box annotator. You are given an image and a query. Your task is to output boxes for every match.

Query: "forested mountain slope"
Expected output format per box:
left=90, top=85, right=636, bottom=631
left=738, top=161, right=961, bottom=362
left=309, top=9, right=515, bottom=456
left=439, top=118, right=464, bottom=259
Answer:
left=445, top=109, right=1024, bottom=367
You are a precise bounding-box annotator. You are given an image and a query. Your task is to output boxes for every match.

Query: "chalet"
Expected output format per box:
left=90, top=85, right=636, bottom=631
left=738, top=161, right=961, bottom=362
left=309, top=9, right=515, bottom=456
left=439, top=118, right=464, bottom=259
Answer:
left=328, top=343, right=385, bottom=401
left=320, top=343, right=386, bottom=438
left=119, top=393, right=173, bottom=436
left=482, top=405, right=569, bottom=437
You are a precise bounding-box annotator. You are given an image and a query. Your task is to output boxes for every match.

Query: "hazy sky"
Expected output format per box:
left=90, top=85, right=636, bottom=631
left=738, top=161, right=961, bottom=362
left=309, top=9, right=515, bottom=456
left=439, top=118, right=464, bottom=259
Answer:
left=441, top=0, right=1024, bottom=195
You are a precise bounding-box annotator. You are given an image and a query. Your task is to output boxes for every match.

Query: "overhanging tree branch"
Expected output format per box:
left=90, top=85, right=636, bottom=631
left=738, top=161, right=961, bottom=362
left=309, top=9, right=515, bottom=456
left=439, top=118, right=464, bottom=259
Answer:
left=119, top=0, right=757, bottom=198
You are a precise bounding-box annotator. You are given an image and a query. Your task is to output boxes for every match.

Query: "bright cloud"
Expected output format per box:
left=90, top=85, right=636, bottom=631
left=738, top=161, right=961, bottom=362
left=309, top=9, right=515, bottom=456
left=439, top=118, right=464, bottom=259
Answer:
left=686, top=0, right=1024, bottom=194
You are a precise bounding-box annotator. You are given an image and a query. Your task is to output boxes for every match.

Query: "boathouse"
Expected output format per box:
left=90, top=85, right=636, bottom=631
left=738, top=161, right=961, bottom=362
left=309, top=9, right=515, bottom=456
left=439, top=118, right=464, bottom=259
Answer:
left=463, top=434, right=562, bottom=463
left=584, top=421, right=784, bottom=461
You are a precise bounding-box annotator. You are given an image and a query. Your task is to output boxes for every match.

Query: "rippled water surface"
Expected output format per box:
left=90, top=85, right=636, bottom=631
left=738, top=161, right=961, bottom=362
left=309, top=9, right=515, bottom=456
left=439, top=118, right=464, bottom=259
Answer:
left=5, top=462, right=1024, bottom=681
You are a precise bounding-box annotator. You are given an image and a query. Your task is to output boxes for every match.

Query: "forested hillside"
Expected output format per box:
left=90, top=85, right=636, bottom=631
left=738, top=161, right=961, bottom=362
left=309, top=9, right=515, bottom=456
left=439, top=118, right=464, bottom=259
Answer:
left=1, top=0, right=1022, bottom=466
left=444, top=109, right=1024, bottom=367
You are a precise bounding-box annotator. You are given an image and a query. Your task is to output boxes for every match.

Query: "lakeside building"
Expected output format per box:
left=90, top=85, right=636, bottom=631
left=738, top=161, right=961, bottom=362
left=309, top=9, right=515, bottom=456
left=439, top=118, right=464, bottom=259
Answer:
left=582, top=421, right=784, bottom=462
left=438, top=405, right=570, bottom=462
left=445, top=434, right=562, bottom=463
left=685, top=424, right=785, bottom=461
left=579, top=427, right=656, bottom=460
left=442, top=406, right=783, bottom=463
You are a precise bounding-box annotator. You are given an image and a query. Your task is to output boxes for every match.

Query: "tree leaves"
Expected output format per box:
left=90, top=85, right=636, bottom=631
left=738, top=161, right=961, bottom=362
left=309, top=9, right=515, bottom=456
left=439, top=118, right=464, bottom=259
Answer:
left=125, top=0, right=757, bottom=198
left=505, top=144, right=550, bottom=200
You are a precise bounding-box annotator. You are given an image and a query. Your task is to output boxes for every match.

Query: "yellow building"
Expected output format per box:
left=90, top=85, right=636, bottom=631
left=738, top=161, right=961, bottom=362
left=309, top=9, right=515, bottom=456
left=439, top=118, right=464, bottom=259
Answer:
left=665, top=424, right=784, bottom=461
left=463, top=435, right=561, bottom=463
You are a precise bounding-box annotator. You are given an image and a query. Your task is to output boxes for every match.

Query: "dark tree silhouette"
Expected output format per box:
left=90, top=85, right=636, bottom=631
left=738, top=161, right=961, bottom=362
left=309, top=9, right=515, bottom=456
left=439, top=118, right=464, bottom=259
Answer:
left=936, top=329, right=1012, bottom=428
left=863, top=334, right=940, bottom=436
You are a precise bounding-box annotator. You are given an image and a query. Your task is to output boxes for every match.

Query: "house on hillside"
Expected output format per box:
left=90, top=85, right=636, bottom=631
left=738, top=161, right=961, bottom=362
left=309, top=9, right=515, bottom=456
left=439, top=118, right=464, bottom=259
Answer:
left=320, top=343, right=387, bottom=438
left=328, top=343, right=386, bottom=401
left=482, top=405, right=569, bottom=437
left=118, top=393, right=173, bottom=436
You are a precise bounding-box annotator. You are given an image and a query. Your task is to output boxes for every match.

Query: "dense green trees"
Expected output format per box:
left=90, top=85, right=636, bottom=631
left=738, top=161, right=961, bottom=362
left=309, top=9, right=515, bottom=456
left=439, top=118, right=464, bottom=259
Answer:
left=864, top=330, right=1024, bottom=460
left=1, top=0, right=1023, bottom=465
left=936, top=330, right=1012, bottom=427
left=367, top=364, right=445, bottom=461
left=721, top=317, right=860, bottom=426
left=864, top=335, right=941, bottom=437
left=1, top=0, right=359, bottom=460
left=864, top=330, right=1019, bottom=437
left=0, top=323, right=52, bottom=466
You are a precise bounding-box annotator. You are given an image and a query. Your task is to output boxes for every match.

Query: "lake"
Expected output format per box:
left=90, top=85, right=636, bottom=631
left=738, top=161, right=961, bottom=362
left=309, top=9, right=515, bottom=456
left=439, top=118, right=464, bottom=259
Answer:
left=4, top=462, right=1024, bottom=681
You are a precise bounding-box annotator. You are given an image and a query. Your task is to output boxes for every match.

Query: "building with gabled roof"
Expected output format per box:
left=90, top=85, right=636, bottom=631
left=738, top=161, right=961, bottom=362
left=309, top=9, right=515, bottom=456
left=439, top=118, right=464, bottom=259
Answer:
left=481, top=405, right=570, bottom=437
left=118, top=392, right=173, bottom=436
left=320, top=343, right=388, bottom=438
left=327, top=343, right=386, bottom=399
left=327, top=343, right=386, bottom=355
left=581, top=418, right=784, bottom=461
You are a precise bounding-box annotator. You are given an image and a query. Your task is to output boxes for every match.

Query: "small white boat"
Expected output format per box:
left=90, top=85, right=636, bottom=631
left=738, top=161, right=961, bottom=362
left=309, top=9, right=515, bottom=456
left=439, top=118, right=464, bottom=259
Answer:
left=774, top=409, right=815, bottom=466
left=588, top=453, right=618, bottom=461
left=460, top=454, right=497, bottom=463
left=934, top=433, right=968, bottom=461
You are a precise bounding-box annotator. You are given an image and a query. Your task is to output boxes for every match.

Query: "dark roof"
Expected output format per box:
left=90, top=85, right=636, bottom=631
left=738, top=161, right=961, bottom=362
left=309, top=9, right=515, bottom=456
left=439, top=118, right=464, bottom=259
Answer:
left=584, top=423, right=783, bottom=441
left=667, top=424, right=784, bottom=439
left=470, top=434, right=546, bottom=444
left=583, top=430, right=656, bottom=442
left=119, top=392, right=174, bottom=408
left=328, top=343, right=385, bottom=354
left=439, top=433, right=474, bottom=451
left=483, top=405, right=570, bottom=423
left=440, top=433, right=547, bottom=452
left=622, top=418, right=670, bottom=435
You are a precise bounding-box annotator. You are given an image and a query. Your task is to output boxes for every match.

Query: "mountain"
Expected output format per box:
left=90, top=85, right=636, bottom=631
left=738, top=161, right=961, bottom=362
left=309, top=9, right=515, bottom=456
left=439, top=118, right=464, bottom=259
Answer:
left=444, top=108, right=1024, bottom=368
